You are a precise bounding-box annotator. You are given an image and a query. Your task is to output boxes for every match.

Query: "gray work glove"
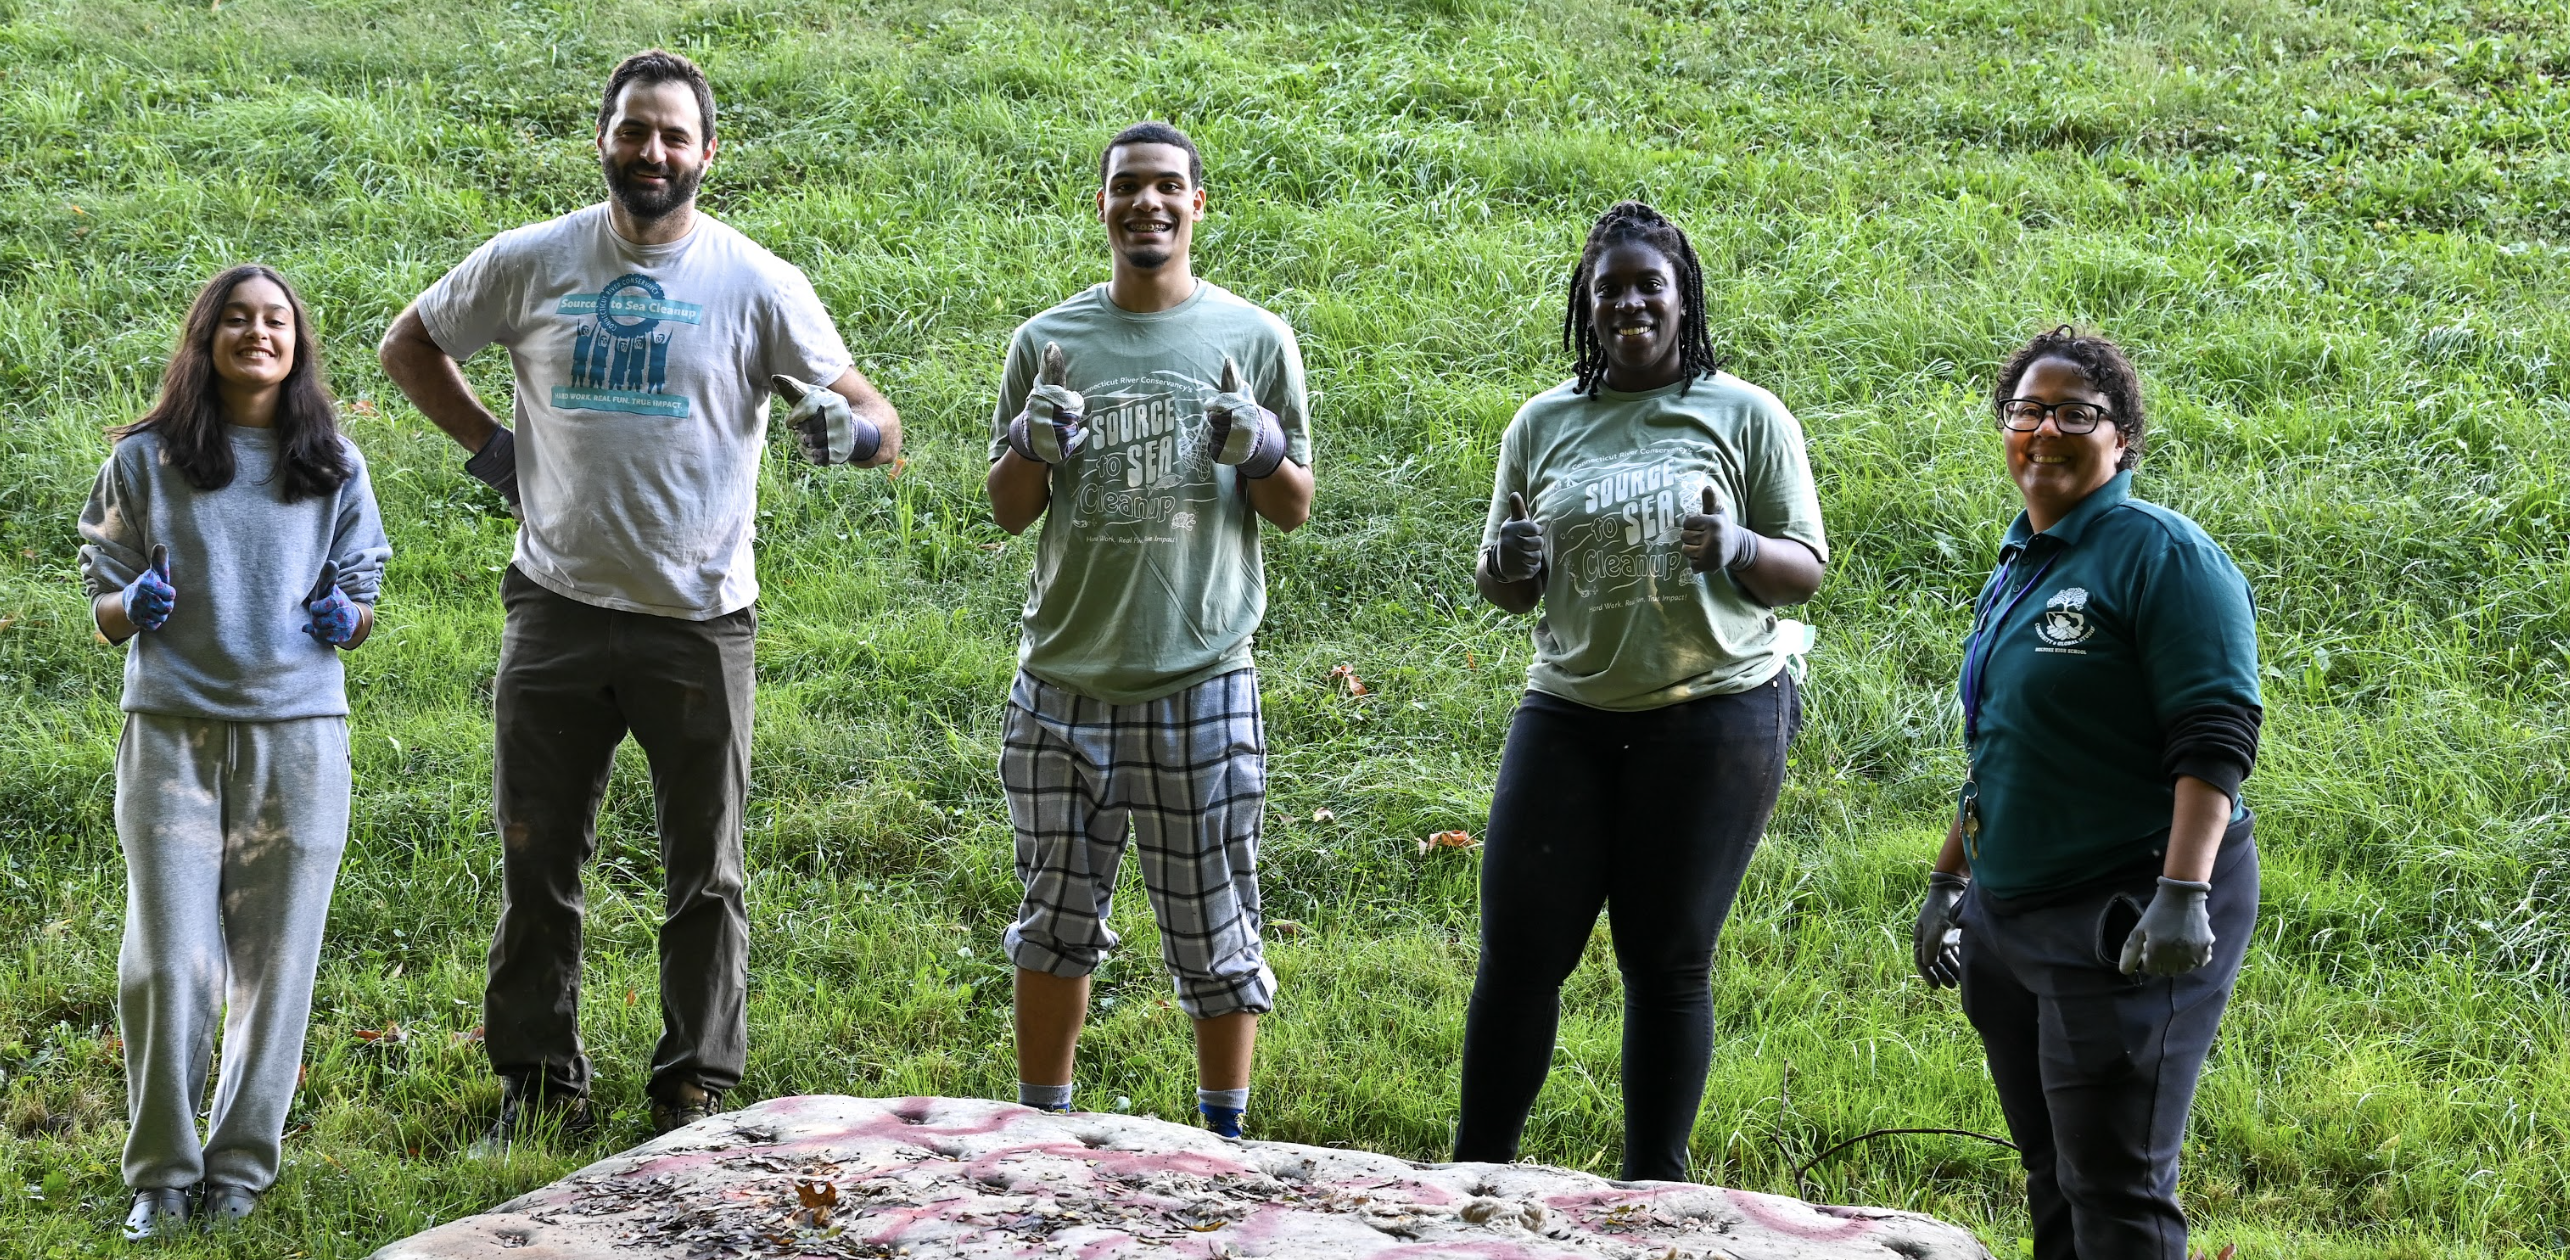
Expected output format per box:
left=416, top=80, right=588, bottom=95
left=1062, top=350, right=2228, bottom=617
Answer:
left=1913, top=870, right=1968, bottom=988
left=464, top=426, right=522, bottom=514
left=1005, top=342, right=1087, bottom=464
left=2118, top=877, right=2215, bottom=976
left=773, top=375, right=881, bottom=466
left=1204, top=355, right=1287, bottom=479
left=1484, top=492, right=1545, bottom=584
left=1679, top=484, right=1761, bottom=574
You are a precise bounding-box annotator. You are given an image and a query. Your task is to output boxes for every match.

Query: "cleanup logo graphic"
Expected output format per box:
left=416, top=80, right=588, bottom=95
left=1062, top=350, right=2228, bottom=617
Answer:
left=1068, top=370, right=1223, bottom=540
left=2036, top=586, right=2095, bottom=647
left=1545, top=441, right=1720, bottom=608
left=552, top=273, right=702, bottom=417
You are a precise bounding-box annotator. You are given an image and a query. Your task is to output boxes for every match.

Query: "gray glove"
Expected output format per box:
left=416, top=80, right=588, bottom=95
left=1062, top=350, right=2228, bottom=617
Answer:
left=773, top=375, right=881, bottom=466
left=1005, top=342, right=1087, bottom=464
left=1485, top=492, right=1545, bottom=584
left=1204, top=355, right=1286, bottom=479
left=1679, top=485, right=1760, bottom=574
left=2118, top=877, right=2215, bottom=976
left=464, top=426, right=522, bottom=513
left=1913, top=870, right=1967, bottom=988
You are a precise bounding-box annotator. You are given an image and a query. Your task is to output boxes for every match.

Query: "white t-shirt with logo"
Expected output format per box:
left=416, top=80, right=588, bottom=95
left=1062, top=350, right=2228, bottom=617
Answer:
left=417, top=203, right=853, bottom=618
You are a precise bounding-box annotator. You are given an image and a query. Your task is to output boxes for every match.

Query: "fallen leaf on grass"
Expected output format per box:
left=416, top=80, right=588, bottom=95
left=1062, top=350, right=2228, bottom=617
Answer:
left=1312, top=807, right=1335, bottom=823
left=353, top=1023, right=408, bottom=1045
left=452, top=1026, right=484, bottom=1047
left=887, top=456, right=910, bottom=479
left=1328, top=664, right=1370, bottom=697
left=1421, top=830, right=1477, bottom=852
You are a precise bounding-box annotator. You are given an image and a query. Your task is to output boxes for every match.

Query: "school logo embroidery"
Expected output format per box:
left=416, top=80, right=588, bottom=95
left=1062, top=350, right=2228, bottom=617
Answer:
left=551, top=273, right=702, bottom=417
left=2036, top=586, right=2095, bottom=647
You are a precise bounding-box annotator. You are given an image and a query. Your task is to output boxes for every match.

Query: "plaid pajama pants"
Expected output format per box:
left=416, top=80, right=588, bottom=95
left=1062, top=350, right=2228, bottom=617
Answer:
left=999, top=668, right=1278, bottom=1018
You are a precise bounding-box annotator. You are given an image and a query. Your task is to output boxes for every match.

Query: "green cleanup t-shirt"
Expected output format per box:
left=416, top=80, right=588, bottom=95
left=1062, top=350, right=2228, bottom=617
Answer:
left=989, top=282, right=1313, bottom=704
left=1481, top=373, right=1828, bottom=711
left=1960, top=471, right=2261, bottom=898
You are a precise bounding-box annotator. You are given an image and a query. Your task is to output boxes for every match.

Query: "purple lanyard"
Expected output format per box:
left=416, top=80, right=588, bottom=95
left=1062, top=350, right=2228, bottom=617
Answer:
left=1960, top=548, right=2057, bottom=744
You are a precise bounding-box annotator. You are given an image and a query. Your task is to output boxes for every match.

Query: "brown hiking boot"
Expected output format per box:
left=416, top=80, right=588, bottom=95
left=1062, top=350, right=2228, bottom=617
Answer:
left=648, top=1083, right=720, bottom=1136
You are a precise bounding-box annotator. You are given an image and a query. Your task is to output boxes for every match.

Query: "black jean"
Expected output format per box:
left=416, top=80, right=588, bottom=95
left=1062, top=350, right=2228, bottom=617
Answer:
left=1454, top=673, right=1799, bottom=1181
left=1959, top=818, right=2257, bottom=1260
left=484, top=567, right=756, bottom=1103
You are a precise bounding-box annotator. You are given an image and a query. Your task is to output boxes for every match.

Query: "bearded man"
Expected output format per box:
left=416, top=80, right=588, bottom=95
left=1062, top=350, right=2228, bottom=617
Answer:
left=378, top=49, right=900, bottom=1149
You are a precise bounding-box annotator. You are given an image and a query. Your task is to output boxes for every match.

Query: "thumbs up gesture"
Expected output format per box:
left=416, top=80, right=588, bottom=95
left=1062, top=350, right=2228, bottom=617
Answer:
left=1680, top=484, right=1761, bottom=574
left=1486, top=492, right=1547, bottom=584
left=773, top=375, right=882, bottom=466
left=300, top=560, right=364, bottom=646
left=1007, top=342, right=1089, bottom=465
left=121, top=544, right=176, bottom=632
left=1204, top=356, right=1287, bottom=479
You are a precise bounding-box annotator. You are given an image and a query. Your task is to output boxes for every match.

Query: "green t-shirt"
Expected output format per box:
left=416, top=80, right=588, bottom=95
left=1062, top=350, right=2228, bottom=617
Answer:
left=1959, top=472, right=2262, bottom=899
left=1481, top=373, right=1829, bottom=711
left=989, top=281, right=1313, bottom=704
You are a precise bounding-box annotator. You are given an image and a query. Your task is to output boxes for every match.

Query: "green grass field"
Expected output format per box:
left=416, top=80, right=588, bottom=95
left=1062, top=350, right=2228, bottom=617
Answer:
left=4, top=0, right=2568, bottom=1254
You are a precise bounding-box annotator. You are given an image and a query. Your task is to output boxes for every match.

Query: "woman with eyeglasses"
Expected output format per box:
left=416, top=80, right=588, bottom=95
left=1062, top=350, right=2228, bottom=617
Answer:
left=1912, top=326, right=2261, bottom=1260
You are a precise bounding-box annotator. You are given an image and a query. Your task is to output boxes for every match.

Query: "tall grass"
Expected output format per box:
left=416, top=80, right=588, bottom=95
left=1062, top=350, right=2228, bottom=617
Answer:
left=2, top=0, right=2566, bottom=1255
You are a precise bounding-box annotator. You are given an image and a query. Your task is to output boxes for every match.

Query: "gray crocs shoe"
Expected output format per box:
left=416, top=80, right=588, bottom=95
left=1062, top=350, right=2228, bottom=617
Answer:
left=200, top=1183, right=259, bottom=1230
left=120, top=1188, right=190, bottom=1242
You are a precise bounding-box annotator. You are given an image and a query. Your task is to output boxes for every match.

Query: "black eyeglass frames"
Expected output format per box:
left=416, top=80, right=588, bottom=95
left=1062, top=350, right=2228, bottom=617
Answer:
left=1996, top=398, right=2111, bottom=434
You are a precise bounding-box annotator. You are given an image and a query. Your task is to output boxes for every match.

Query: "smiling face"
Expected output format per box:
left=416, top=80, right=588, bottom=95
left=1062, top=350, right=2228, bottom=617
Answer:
left=208, top=275, right=298, bottom=399
left=597, top=78, right=714, bottom=223
left=1587, top=240, right=1687, bottom=390
left=1096, top=142, right=1204, bottom=272
left=2004, top=355, right=2128, bottom=529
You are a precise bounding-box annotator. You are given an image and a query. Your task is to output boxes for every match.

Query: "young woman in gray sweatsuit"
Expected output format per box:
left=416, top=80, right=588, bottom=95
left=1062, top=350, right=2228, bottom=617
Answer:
left=77, top=264, right=391, bottom=1241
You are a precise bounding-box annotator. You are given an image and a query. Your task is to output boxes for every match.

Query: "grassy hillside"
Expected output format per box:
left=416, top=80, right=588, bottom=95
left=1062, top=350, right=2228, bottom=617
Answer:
left=3, top=0, right=2567, bottom=1254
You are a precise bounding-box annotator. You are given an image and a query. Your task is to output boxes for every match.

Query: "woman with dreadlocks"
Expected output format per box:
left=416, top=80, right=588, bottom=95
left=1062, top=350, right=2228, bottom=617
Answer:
left=1455, top=201, right=1828, bottom=1180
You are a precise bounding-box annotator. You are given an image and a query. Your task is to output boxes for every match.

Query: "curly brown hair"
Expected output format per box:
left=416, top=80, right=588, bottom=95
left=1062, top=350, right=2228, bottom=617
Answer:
left=1992, top=325, right=2145, bottom=471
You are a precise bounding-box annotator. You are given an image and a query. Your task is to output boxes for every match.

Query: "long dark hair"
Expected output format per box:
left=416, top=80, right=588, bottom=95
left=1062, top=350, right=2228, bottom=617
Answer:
left=115, top=264, right=351, bottom=501
left=1993, top=325, right=2147, bottom=471
left=1563, top=200, right=1725, bottom=397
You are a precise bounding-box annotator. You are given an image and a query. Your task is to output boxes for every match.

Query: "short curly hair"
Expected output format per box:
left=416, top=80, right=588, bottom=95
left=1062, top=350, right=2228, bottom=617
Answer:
left=1993, top=325, right=2145, bottom=470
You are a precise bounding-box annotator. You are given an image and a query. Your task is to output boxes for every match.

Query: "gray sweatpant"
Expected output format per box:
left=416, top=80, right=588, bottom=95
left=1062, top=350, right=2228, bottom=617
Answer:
left=116, top=713, right=348, bottom=1192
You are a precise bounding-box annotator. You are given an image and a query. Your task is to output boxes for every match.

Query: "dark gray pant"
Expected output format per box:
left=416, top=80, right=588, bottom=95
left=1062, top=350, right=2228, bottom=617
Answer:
left=1959, top=820, right=2256, bottom=1260
left=485, top=567, right=754, bottom=1103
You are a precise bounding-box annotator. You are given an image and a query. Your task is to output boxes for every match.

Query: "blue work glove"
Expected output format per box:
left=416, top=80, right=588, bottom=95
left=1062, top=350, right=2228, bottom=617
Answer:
left=121, top=544, right=175, bottom=632
left=1005, top=342, right=1087, bottom=464
left=1913, top=870, right=1968, bottom=988
left=1680, top=485, right=1761, bottom=574
left=464, top=426, right=521, bottom=515
left=2118, top=877, right=2215, bottom=976
left=1485, top=492, right=1546, bottom=584
left=300, top=561, right=361, bottom=647
left=1204, top=356, right=1287, bottom=479
left=773, top=375, right=881, bottom=466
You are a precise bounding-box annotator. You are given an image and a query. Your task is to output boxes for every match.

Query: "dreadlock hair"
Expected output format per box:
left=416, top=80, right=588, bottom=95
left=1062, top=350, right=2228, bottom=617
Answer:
left=1562, top=200, right=1724, bottom=397
left=114, top=264, right=351, bottom=502
left=1992, top=325, right=2146, bottom=471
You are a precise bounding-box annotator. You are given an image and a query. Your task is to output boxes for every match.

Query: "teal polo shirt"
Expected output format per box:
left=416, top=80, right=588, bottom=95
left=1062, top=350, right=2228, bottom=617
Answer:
left=1959, top=471, right=2261, bottom=898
